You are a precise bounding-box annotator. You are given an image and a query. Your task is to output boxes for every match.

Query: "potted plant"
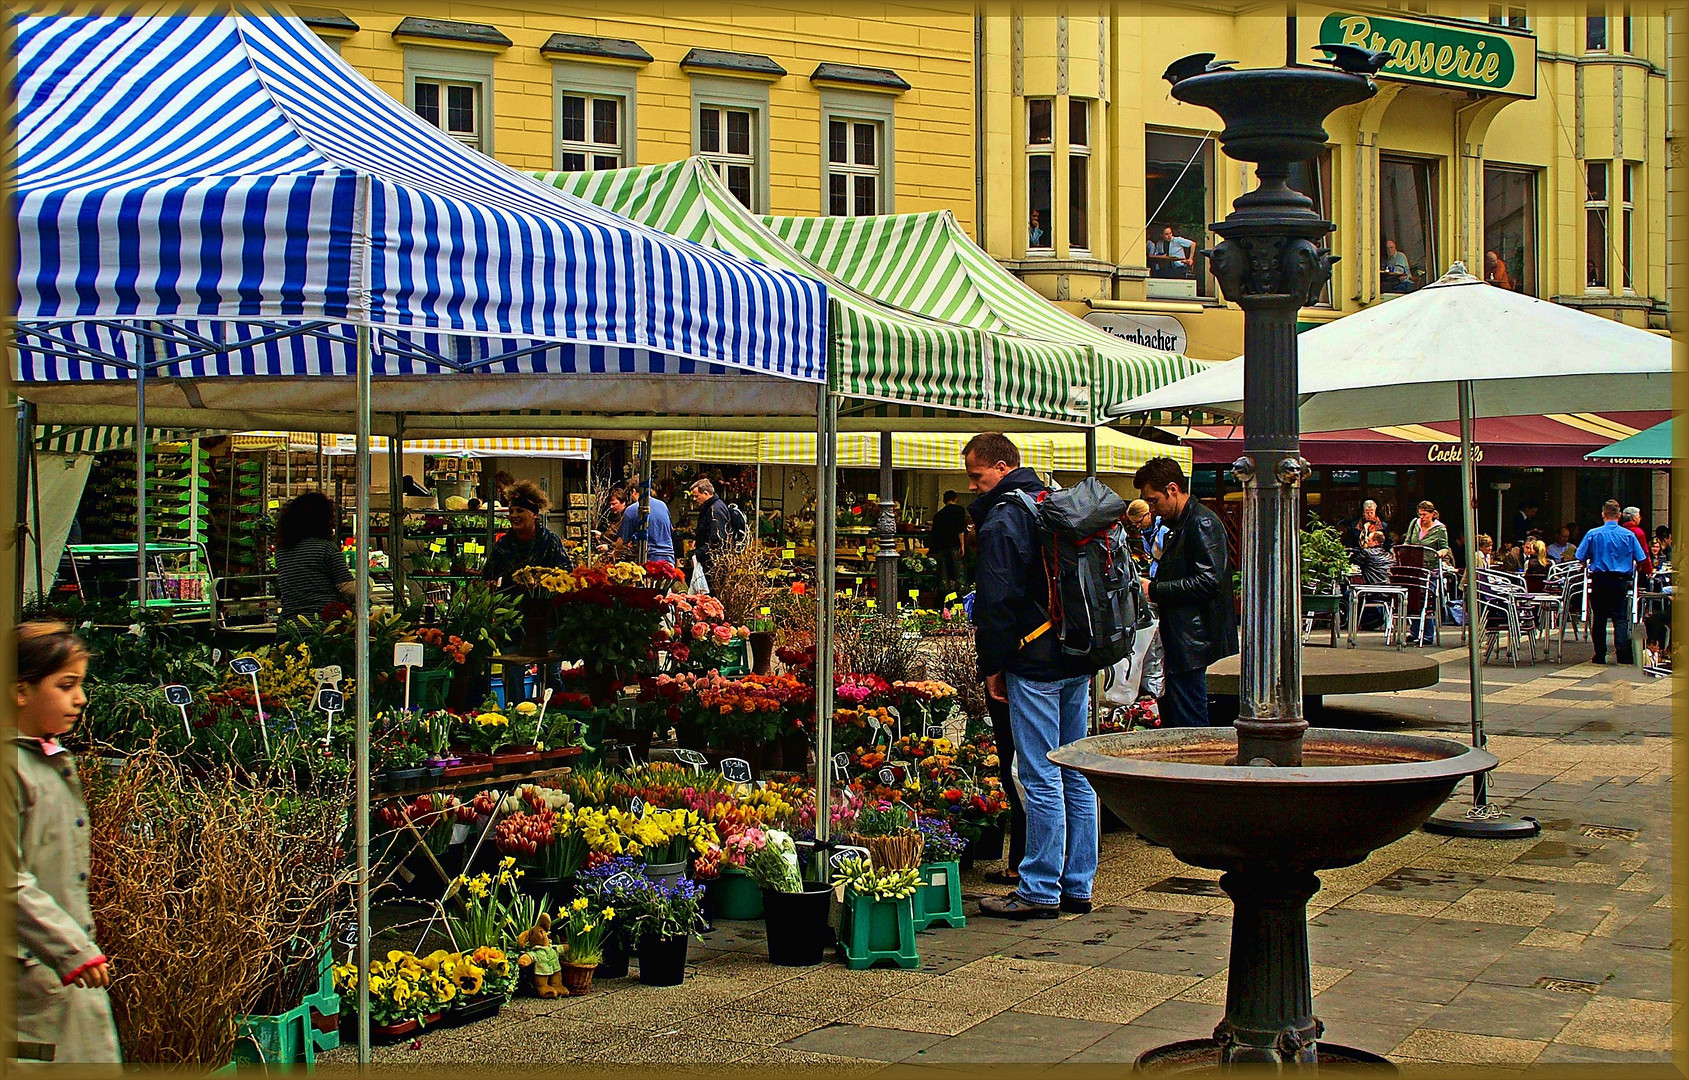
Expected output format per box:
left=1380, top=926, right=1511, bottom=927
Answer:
left=743, top=828, right=832, bottom=967
left=834, top=855, right=921, bottom=970
left=843, top=801, right=925, bottom=870
left=632, top=807, right=706, bottom=887
left=414, top=708, right=459, bottom=768
left=575, top=857, right=647, bottom=979
left=627, top=877, right=707, bottom=987
left=913, top=818, right=968, bottom=931
left=444, top=946, right=515, bottom=1026
left=379, top=739, right=429, bottom=792
left=460, top=707, right=512, bottom=763
left=494, top=809, right=585, bottom=906
left=556, top=896, right=612, bottom=996
left=713, top=826, right=767, bottom=920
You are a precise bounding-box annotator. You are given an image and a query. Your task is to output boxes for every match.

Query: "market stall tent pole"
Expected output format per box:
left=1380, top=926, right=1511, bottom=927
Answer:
left=389, top=415, right=405, bottom=603
left=135, top=345, right=147, bottom=610
left=813, top=387, right=839, bottom=870
left=877, top=430, right=898, bottom=608
left=13, top=402, right=33, bottom=619
left=353, top=324, right=373, bottom=1065
left=637, top=432, right=653, bottom=565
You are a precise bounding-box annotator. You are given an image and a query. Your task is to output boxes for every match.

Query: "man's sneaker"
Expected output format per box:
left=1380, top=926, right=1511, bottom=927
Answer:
left=978, top=892, right=1060, bottom=920
left=1060, top=895, right=1093, bottom=915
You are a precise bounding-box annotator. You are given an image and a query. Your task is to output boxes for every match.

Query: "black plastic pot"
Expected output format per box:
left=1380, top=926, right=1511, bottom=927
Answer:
left=636, top=932, right=689, bottom=986
left=761, top=883, right=834, bottom=967
left=596, top=931, right=630, bottom=979
left=520, top=876, right=564, bottom=907
left=445, top=994, right=503, bottom=1028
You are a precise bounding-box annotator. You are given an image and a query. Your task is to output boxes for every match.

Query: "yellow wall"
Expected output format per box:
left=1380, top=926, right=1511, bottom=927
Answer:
left=980, top=4, right=1672, bottom=361
left=299, top=1, right=977, bottom=226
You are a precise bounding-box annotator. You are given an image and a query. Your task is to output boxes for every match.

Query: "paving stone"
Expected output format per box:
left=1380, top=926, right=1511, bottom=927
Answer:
left=843, top=992, right=1009, bottom=1036
left=1535, top=1042, right=1682, bottom=1066
left=1390, top=1028, right=1546, bottom=1064
left=673, top=1007, right=822, bottom=1045
left=779, top=1022, right=947, bottom=1062
left=1555, top=995, right=1678, bottom=1052
left=1015, top=968, right=1199, bottom=1024
left=933, top=1010, right=1122, bottom=1061
left=1516, top=926, right=1587, bottom=949
left=1440, top=886, right=1557, bottom=926
left=1418, top=981, right=1586, bottom=1042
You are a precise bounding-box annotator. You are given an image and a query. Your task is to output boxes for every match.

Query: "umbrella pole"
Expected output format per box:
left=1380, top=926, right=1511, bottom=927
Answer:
left=1424, top=380, right=1538, bottom=838
left=354, top=325, right=373, bottom=1062
left=813, top=387, right=838, bottom=876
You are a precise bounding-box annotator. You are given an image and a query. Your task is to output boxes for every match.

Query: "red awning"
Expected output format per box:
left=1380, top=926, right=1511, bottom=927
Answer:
left=1173, top=412, right=1670, bottom=469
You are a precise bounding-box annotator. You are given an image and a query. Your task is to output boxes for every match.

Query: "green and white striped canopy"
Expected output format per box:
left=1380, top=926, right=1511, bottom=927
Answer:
left=761, top=210, right=1207, bottom=409
left=534, top=159, right=1098, bottom=426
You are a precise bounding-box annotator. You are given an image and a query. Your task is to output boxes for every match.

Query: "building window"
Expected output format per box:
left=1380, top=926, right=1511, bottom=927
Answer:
left=1623, top=8, right=1633, bottom=51
left=1586, top=161, right=1609, bottom=290
left=826, top=119, right=882, bottom=216
left=1069, top=99, right=1090, bottom=252
left=1483, top=166, right=1537, bottom=296
left=1026, top=99, right=1054, bottom=252
left=700, top=105, right=757, bottom=209
left=1145, top=130, right=1213, bottom=299
left=1487, top=5, right=1528, bottom=27
left=1379, top=155, right=1437, bottom=295
left=1588, top=7, right=1608, bottom=51
left=1621, top=161, right=1636, bottom=291
left=558, top=95, right=624, bottom=171
left=1289, top=148, right=1335, bottom=305
left=413, top=79, right=482, bottom=150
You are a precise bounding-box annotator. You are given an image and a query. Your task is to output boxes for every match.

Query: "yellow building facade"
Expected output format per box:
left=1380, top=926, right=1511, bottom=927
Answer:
left=291, top=1, right=977, bottom=226
left=978, top=4, right=1673, bottom=361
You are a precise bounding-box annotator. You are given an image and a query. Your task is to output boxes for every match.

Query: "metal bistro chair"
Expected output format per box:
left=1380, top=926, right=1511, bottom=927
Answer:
left=1475, top=568, right=1541, bottom=666
left=1545, top=560, right=1588, bottom=646
left=1348, top=570, right=1409, bottom=650
left=1389, top=544, right=1440, bottom=647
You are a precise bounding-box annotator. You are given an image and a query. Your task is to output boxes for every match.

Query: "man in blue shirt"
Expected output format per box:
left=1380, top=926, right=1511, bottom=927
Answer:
left=608, top=484, right=674, bottom=565
left=1575, top=499, right=1649, bottom=665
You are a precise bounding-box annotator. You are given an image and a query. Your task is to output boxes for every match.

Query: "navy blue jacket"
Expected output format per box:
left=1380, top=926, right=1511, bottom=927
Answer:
left=969, top=468, right=1093, bottom=682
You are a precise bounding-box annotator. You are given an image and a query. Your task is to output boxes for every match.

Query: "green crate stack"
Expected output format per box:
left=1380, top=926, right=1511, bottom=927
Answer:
left=208, top=452, right=270, bottom=583
left=73, top=444, right=209, bottom=546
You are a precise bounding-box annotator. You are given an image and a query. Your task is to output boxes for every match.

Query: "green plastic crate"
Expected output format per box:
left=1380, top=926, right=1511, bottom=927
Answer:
left=840, top=892, right=918, bottom=970
left=230, top=936, right=339, bottom=1065
left=913, top=860, right=965, bottom=930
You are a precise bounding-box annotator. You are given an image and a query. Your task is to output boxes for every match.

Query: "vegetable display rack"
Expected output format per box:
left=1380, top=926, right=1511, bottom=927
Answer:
left=207, top=446, right=269, bottom=590
left=839, top=892, right=919, bottom=970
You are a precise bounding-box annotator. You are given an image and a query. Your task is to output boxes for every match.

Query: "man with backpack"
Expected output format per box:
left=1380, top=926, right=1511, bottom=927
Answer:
left=1134, top=457, right=1237, bottom=727
left=964, top=432, right=1136, bottom=920
left=687, top=478, right=746, bottom=591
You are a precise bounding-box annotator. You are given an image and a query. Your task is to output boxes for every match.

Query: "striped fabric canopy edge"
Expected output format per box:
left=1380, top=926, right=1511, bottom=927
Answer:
left=12, top=14, right=827, bottom=391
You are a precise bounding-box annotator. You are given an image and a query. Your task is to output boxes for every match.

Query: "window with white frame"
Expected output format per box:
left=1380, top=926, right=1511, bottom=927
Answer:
left=1068, top=98, right=1091, bottom=252
left=1487, top=5, right=1528, bottom=27
left=1621, top=161, right=1636, bottom=290
left=559, top=94, right=624, bottom=171
left=1586, top=161, right=1609, bottom=289
left=826, top=119, right=882, bottom=216
left=700, top=105, right=757, bottom=209
left=1026, top=98, right=1054, bottom=252
left=413, top=79, right=482, bottom=150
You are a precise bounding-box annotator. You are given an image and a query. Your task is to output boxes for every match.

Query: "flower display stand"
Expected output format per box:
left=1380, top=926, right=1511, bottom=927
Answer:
left=840, top=892, right=919, bottom=970
left=230, top=942, right=339, bottom=1064
left=913, top=860, right=965, bottom=930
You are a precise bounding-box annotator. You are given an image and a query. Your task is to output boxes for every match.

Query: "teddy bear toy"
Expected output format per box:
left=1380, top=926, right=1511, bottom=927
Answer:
left=515, top=912, right=564, bottom=998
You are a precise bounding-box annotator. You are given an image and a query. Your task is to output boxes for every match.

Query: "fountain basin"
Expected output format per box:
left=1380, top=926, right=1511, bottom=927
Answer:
left=1049, top=728, right=1496, bottom=874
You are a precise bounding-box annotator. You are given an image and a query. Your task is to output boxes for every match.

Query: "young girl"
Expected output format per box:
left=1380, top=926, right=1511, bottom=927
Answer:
left=13, top=621, right=121, bottom=1064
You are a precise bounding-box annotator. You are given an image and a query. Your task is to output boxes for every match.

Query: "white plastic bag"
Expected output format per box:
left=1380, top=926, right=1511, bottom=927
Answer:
left=689, top=556, right=710, bottom=595
left=1102, top=618, right=1160, bottom=705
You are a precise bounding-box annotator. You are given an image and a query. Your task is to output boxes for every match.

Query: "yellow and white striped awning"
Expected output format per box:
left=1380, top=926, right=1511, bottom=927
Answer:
left=230, top=432, right=591, bottom=458
left=651, top=428, right=1186, bottom=475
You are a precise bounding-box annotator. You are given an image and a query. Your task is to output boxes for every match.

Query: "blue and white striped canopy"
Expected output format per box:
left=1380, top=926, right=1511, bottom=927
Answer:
left=11, top=13, right=827, bottom=419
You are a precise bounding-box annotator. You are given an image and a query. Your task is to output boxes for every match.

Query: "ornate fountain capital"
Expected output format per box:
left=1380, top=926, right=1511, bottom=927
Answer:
left=1274, top=455, right=1312, bottom=486
left=1206, top=235, right=1338, bottom=306
left=1230, top=456, right=1257, bottom=485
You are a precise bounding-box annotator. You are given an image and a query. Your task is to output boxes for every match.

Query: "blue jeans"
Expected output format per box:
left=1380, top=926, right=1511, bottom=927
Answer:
left=1005, top=672, right=1098, bottom=905
left=1160, top=669, right=1211, bottom=727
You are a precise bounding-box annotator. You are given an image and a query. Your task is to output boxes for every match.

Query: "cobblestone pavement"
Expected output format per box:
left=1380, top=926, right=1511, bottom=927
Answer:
left=325, top=635, right=1679, bottom=1069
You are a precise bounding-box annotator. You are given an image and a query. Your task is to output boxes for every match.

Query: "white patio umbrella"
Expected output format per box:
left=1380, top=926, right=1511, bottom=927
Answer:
left=1112, top=264, right=1674, bottom=833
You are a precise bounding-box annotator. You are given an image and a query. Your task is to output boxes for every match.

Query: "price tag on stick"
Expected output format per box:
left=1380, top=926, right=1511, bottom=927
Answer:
left=317, top=687, right=344, bottom=742
left=230, top=656, right=270, bottom=756
left=831, top=751, right=851, bottom=783
left=719, top=757, right=753, bottom=785
left=629, top=796, right=646, bottom=818
left=829, top=845, right=872, bottom=873
left=925, top=723, right=947, bottom=741
left=394, top=643, right=424, bottom=712
left=675, top=748, right=709, bottom=776
left=163, top=684, right=193, bottom=740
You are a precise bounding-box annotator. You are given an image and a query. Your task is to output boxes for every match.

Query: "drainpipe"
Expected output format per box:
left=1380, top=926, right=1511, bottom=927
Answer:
left=975, top=14, right=986, bottom=238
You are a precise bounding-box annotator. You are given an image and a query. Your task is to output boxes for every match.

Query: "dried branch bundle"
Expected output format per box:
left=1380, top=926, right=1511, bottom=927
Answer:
left=707, top=535, right=776, bottom=628
left=836, top=615, right=925, bottom=684
left=84, top=747, right=353, bottom=1065
left=923, top=630, right=987, bottom=722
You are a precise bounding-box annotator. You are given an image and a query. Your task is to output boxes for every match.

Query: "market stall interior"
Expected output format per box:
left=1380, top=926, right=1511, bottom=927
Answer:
left=9, top=11, right=1206, bottom=1066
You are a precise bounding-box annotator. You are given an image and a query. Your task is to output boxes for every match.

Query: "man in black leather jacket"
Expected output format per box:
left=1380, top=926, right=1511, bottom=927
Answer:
left=1134, top=457, right=1238, bottom=727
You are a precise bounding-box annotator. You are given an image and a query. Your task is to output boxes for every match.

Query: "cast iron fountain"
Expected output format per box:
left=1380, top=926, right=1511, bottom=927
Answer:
left=1048, top=58, right=1497, bottom=1069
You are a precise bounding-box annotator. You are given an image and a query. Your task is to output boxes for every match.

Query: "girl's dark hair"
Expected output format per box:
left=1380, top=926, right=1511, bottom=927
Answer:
left=17, top=621, right=89, bottom=684
left=278, top=491, right=339, bottom=550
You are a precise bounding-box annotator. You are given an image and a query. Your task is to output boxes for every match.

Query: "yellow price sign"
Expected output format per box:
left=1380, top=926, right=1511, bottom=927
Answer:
left=267, top=499, right=280, bottom=511
left=429, top=540, right=445, bottom=553
left=760, top=607, right=771, bottom=616
left=866, top=599, right=876, bottom=610
left=945, top=592, right=958, bottom=602
left=908, top=589, right=919, bottom=600
left=784, top=546, right=796, bottom=558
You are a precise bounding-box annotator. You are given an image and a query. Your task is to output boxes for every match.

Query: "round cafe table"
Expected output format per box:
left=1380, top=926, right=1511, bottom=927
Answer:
left=1206, top=648, right=1440, bottom=715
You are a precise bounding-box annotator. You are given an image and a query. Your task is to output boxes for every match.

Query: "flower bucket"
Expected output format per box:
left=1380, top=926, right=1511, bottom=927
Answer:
left=749, top=631, right=776, bottom=675
left=408, top=667, right=453, bottom=710
left=761, top=884, right=833, bottom=967
left=712, top=867, right=764, bottom=920
left=642, top=860, right=688, bottom=890
left=559, top=961, right=596, bottom=996
left=595, top=932, right=630, bottom=979
left=636, top=932, right=689, bottom=987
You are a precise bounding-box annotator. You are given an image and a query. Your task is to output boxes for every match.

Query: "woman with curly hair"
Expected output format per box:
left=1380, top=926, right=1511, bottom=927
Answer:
left=275, top=491, right=356, bottom=620
left=481, top=479, right=570, bottom=589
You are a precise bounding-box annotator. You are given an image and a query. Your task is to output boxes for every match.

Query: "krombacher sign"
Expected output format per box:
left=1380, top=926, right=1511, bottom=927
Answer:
left=1317, top=12, right=1537, bottom=98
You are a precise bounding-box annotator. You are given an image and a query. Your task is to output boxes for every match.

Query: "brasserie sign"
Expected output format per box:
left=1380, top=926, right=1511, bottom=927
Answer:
left=1316, top=12, right=1536, bottom=98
